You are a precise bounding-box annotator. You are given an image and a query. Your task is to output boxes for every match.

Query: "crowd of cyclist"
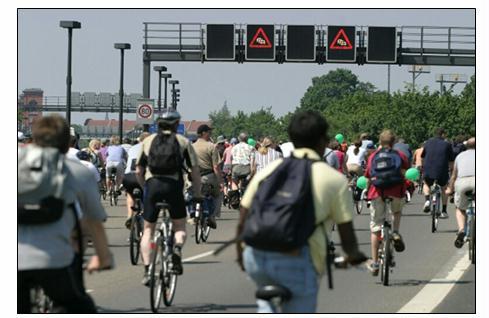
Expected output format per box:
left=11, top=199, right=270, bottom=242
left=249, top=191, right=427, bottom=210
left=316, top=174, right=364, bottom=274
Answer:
left=18, top=109, right=475, bottom=313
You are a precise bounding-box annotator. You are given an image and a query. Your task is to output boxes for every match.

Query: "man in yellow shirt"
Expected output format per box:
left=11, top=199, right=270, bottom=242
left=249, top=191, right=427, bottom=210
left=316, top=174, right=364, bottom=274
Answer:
left=235, top=110, right=366, bottom=313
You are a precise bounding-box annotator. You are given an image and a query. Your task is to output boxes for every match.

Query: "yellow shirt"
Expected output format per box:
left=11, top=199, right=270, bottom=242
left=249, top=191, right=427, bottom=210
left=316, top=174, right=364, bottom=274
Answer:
left=240, top=148, right=353, bottom=275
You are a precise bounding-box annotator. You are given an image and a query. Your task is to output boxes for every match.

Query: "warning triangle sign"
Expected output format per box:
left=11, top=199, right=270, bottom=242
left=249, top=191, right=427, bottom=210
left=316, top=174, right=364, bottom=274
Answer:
left=330, top=28, right=353, bottom=50
left=249, top=27, right=272, bottom=48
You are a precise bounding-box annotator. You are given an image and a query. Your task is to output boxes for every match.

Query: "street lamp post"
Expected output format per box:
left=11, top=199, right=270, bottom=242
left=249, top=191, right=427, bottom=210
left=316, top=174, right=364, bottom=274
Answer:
left=153, top=66, right=167, bottom=115
left=161, top=73, right=172, bottom=110
left=60, top=20, right=81, bottom=126
left=169, top=80, right=179, bottom=109
left=114, top=43, right=131, bottom=142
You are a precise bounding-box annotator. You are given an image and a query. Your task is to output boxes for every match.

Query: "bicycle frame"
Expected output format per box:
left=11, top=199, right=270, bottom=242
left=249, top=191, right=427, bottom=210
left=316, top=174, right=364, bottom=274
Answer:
left=430, top=182, right=442, bottom=233
left=378, top=197, right=395, bottom=286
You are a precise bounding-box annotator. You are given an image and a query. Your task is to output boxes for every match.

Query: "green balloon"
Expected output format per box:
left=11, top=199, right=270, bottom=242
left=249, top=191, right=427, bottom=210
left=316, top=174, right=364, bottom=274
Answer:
left=357, top=176, right=368, bottom=190
left=247, top=138, right=256, bottom=147
left=335, top=134, right=344, bottom=143
left=405, top=168, right=420, bottom=181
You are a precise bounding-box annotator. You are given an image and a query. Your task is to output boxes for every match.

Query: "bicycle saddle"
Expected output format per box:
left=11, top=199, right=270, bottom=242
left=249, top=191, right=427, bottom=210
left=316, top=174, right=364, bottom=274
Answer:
left=255, top=285, right=292, bottom=302
left=156, top=202, right=171, bottom=211
left=132, top=188, right=142, bottom=199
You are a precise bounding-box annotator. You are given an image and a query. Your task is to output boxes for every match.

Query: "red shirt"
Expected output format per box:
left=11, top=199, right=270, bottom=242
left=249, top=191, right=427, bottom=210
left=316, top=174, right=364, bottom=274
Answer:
left=365, top=148, right=410, bottom=200
left=334, top=150, right=345, bottom=173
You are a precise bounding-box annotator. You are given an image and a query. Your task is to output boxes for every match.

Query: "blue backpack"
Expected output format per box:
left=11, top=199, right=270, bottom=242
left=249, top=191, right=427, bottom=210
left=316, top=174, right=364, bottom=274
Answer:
left=369, top=148, right=404, bottom=189
left=241, top=155, right=317, bottom=252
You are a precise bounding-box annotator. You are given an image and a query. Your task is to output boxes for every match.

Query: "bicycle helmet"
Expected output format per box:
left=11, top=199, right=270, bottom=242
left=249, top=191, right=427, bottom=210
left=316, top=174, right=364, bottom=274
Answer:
left=156, top=108, right=181, bottom=125
left=76, top=150, right=91, bottom=161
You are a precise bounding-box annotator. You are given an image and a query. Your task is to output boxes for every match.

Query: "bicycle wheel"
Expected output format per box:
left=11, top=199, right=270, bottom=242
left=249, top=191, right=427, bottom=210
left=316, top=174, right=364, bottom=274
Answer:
left=162, top=256, right=178, bottom=306
left=355, top=200, right=363, bottom=215
left=149, top=238, right=164, bottom=313
left=109, top=191, right=114, bottom=206
left=113, top=190, right=118, bottom=206
left=469, top=214, right=475, bottom=264
left=381, top=231, right=391, bottom=286
left=201, top=218, right=211, bottom=242
left=195, top=218, right=202, bottom=244
left=129, top=216, right=140, bottom=265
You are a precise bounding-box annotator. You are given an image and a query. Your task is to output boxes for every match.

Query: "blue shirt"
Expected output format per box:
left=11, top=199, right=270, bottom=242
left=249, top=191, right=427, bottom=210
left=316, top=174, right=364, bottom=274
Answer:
left=106, top=145, right=126, bottom=163
left=421, top=137, right=454, bottom=180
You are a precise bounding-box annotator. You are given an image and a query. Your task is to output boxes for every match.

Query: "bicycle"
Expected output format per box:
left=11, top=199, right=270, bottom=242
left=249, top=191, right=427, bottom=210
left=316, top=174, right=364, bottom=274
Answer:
left=228, top=174, right=249, bottom=210
left=107, top=167, right=118, bottom=206
left=194, top=184, right=214, bottom=244
left=378, top=197, right=396, bottom=286
left=129, top=188, right=144, bottom=265
left=417, top=168, right=424, bottom=195
left=255, top=285, right=292, bottom=313
left=465, top=191, right=475, bottom=265
left=149, top=201, right=178, bottom=312
left=349, top=173, right=365, bottom=215
left=98, top=167, right=107, bottom=200
left=429, top=181, right=442, bottom=233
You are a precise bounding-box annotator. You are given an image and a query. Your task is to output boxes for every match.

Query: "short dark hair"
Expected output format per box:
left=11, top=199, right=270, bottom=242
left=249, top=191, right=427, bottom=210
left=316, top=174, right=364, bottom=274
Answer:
left=288, top=111, right=329, bottom=149
left=435, top=127, right=446, bottom=137
left=32, top=114, right=70, bottom=153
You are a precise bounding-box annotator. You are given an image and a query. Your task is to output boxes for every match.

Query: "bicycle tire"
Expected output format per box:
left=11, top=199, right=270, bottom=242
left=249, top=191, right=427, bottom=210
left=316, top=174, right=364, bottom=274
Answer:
left=149, top=237, right=164, bottom=313
left=201, top=219, right=211, bottom=242
left=162, top=261, right=178, bottom=307
left=469, top=214, right=475, bottom=264
left=195, top=218, right=201, bottom=244
left=355, top=200, right=363, bottom=215
left=431, top=207, right=437, bottom=233
left=381, top=231, right=391, bottom=286
left=129, top=215, right=140, bottom=265
left=109, top=191, right=114, bottom=206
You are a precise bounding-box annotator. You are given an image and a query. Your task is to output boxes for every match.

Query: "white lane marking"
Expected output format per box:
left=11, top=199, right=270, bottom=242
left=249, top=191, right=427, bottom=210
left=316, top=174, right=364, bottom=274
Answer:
left=397, top=250, right=471, bottom=313
left=182, top=250, right=215, bottom=263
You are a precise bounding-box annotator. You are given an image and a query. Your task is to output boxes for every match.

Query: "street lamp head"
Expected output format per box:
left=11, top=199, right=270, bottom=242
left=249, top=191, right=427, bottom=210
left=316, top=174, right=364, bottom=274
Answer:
left=60, top=21, right=81, bottom=29
left=169, top=80, right=179, bottom=85
left=161, top=73, right=172, bottom=79
left=114, top=43, right=131, bottom=50
left=153, top=66, right=167, bottom=72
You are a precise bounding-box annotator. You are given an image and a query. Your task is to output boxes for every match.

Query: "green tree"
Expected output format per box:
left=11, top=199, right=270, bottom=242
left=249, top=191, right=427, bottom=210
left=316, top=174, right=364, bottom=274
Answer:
left=209, top=102, right=234, bottom=138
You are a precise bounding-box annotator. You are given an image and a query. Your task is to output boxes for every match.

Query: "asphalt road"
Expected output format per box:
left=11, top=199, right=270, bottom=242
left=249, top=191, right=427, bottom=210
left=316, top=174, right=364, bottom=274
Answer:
left=84, top=191, right=475, bottom=313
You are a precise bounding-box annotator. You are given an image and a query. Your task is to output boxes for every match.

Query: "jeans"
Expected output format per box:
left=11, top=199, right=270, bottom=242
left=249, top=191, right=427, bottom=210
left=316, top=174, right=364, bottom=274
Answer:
left=243, top=245, right=319, bottom=313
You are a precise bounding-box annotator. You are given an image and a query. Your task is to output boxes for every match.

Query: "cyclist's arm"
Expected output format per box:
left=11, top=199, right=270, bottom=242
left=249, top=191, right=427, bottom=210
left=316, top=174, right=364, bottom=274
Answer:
left=82, top=218, right=114, bottom=273
left=337, top=222, right=366, bottom=265
left=447, top=165, right=458, bottom=194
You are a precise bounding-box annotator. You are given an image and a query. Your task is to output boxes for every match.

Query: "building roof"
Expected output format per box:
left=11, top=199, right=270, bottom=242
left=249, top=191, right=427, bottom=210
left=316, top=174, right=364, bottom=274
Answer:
left=84, top=119, right=210, bottom=133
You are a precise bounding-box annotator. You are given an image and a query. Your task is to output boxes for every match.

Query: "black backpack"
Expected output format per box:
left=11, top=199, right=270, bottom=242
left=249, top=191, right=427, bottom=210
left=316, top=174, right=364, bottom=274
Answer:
left=147, top=132, right=183, bottom=175
left=241, top=156, right=317, bottom=252
left=369, top=148, right=404, bottom=189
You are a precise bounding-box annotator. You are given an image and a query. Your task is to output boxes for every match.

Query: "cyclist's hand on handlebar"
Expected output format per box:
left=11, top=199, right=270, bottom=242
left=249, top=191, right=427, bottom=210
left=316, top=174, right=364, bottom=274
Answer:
left=85, top=254, right=115, bottom=274
left=445, top=187, right=454, bottom=195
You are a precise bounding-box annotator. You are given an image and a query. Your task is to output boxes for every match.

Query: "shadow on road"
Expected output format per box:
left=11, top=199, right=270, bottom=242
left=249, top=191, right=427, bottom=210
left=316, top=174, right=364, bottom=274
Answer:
left=184, top=261, right=221, bottom=265
left=383, top=279, right=472, bottom=287
left=156, top=303, right=257, bottom=313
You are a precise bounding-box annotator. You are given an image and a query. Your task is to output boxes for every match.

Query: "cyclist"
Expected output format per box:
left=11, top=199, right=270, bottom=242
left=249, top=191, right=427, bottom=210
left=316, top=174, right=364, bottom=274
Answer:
left=412, top=142, right=424, bottom=187
left=236, top=111, right=366, bottom=313
left=231, top=132, right=254, bottom=190
left=222, top=137, right=236, bottom=203
left=346, top=139, right=366, bottom=179
left=122, top=132, right=150, bottom=229
left=360, top=132, right=374, bottom=149
left=192, top=124, right=223, bottom=227
left=135, top=109, right=203, bottom=285
left=105, top=136, right=127, bottom=196
left=446, top=137, right=475, bottom=248
left=18, top=115, right=113, bottom=313
left=121, top=137, right=133, bottom=154
left=252, top=137, right=283, bottom=176
left=323, top=141, right=339, bottom=169
left=331, top=140, right=348, bottom=175
left=76, top=151, right=101, bottom=184
left=364, top=129, right=409, bottom=276
left=421, top=128, right=455, bottom=218
left=393, top=137, right=413, bottom=164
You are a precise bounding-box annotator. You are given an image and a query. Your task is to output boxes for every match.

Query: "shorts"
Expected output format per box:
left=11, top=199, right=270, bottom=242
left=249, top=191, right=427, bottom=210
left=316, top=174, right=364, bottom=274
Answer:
left=106, top=161, right=124, bottom=178
left=424, top=176, right=448, bottom=187
left=232, top=164, right=251, bottom=180
left=370, top=197, right=404, bottom=232
left=454, top=176, right=475, bottom=210
left=122, top=173, right=142, bottom=197
left=347, top=164, right=364, bottom=177
left=143, top=177, right=186, bottom=223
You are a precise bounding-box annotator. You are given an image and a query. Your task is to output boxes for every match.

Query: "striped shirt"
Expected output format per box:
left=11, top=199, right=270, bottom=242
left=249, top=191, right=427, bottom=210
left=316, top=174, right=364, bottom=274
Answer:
left=254, top=148, right=283, bottom=173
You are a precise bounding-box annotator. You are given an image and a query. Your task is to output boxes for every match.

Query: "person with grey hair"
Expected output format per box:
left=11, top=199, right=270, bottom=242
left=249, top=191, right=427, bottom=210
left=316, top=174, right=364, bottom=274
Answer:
left=231, top=132, right=254, bottom=190
left=446, top=137, right=475, bottom=248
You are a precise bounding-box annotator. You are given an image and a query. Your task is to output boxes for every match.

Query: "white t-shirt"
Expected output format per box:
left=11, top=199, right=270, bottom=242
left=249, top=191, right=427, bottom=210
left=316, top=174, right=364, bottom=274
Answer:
left=66, top=148, right=80, bottom=161
left=80, top=160, right=101, bottom=183
left=125, top=143, right=143, bottom=174
left=346, top=145, right=366, bottom=166
left=280, top=142, right=295, bottom=158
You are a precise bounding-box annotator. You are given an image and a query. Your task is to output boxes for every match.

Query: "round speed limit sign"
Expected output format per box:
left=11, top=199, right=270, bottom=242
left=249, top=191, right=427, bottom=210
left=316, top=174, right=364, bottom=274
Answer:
left=138, top=104, right=153, bottom=119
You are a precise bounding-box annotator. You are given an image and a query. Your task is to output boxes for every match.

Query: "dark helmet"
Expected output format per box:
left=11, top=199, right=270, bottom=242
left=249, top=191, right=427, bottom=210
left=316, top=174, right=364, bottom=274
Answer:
left=76, top=150, right=91, bottom=161
left=157, top=108, right=181, bottom=125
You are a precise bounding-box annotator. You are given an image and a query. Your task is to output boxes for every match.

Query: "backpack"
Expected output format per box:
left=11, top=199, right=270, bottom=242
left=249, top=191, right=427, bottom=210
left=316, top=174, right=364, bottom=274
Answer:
left=241, top=156, right=317, bottom=252
left=147, top=132, right=183, bottom=176
left=369, top=148, right=404, bottom=189
left=18, top=145, right=67, bottom=225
